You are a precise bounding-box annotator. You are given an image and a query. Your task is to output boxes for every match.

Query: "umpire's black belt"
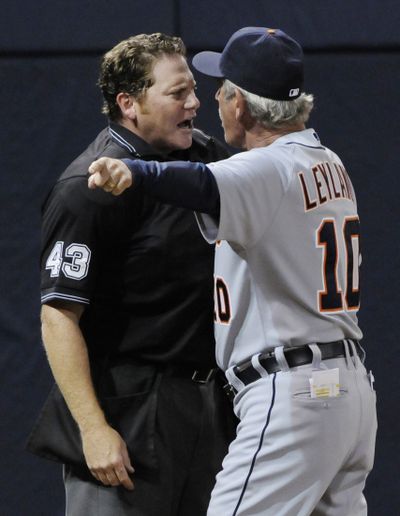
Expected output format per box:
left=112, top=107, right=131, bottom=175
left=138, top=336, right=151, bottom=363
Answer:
left=162, top=364, right=219, bottom=384
left=233, top=340, right=362, bottom=388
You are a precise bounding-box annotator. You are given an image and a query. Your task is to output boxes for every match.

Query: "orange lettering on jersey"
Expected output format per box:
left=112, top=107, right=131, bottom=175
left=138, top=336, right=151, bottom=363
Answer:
left=328, top=163, right=341, bottom=199
left=312, top=166, right=327, bottom=205
left=214, top=276, right=232, bottom=325
left=334, top=163, right=348, bottom=198
left=317, top=163, right=333, bottom=200
left=299, top=162, right=355, bottom=212
left=298, top=171, right=317, bottom=211
left=336, top=164, right=354, bottom=202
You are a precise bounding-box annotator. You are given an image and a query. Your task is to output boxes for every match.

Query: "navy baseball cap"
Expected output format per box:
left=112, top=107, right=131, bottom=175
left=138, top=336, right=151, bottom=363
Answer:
left=192, top=27, right=304, bottom=101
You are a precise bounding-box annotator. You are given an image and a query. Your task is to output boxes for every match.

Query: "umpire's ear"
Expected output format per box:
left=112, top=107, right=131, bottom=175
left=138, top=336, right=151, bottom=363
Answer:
left=116, top=92, right=138, bottom=122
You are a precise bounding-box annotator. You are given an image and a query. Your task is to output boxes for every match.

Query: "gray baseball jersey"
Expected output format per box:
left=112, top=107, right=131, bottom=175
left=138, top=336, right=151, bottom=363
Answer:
left=196, top=128, right=362, bottom=371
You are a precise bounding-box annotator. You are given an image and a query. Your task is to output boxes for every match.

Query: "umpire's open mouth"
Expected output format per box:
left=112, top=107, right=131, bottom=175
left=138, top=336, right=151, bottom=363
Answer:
left=177, top=118, right=194, bottom=129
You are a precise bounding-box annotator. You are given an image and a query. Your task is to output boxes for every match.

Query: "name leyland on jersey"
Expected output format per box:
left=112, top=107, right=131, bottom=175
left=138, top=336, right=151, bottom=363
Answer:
left=298, top=160, right=355, bottom=211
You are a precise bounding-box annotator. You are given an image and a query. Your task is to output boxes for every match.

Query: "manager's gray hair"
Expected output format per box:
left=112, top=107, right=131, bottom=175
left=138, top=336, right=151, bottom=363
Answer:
left=223, top=79, right=314, bottom=129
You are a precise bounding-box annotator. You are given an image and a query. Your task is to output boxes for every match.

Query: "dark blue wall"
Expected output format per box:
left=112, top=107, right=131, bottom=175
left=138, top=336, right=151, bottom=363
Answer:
left=1, top=2, right=399, bottom=514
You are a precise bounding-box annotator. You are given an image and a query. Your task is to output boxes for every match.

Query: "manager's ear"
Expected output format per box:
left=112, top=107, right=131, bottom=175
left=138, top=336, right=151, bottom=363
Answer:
left=116, top=92, right=138, bottom=121
left=234, top=89, right=253, bottom=129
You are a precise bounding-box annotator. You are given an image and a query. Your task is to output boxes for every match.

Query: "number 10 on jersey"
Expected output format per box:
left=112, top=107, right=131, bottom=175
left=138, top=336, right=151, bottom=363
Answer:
left=317, top=216, right=360, bottom=313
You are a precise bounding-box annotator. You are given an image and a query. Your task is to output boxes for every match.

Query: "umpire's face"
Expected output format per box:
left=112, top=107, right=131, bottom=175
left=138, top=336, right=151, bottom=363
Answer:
left=134, top=54, right=200, bottom=153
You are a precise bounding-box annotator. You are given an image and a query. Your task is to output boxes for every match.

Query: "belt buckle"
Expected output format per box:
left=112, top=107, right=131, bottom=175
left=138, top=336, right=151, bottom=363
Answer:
left=222, top=383, right=237, bottom=401
left=192, top=368, right=216, bottom=384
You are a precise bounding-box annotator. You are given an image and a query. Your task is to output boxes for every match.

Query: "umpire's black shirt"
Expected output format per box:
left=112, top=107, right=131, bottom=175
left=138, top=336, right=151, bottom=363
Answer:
left=41, top=123, right=229, bottom=367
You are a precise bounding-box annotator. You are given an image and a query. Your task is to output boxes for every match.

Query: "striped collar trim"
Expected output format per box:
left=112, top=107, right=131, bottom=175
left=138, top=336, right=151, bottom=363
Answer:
left=108, top=127, right=141, bottom=157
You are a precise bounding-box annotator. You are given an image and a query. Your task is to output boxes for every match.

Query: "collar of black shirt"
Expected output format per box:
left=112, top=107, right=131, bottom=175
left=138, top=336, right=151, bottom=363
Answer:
left=109, top=122, right=201, bottom=162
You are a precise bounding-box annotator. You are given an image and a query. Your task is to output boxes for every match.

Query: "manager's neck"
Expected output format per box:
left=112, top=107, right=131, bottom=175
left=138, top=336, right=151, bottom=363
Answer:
left=245, top=122, right=306, bottom=150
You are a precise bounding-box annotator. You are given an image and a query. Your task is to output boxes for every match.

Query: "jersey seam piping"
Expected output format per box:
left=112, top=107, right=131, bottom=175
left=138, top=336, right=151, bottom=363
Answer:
left=232, top=372, right=277, bottom=515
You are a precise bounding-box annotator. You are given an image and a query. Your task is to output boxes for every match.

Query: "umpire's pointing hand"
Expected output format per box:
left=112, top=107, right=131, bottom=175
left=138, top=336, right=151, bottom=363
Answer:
left=88, top=157, right=133, bottom=195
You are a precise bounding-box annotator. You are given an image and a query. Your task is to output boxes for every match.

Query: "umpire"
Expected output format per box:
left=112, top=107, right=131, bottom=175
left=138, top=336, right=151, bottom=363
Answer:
left=27, top=33, right=236, bottom=515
